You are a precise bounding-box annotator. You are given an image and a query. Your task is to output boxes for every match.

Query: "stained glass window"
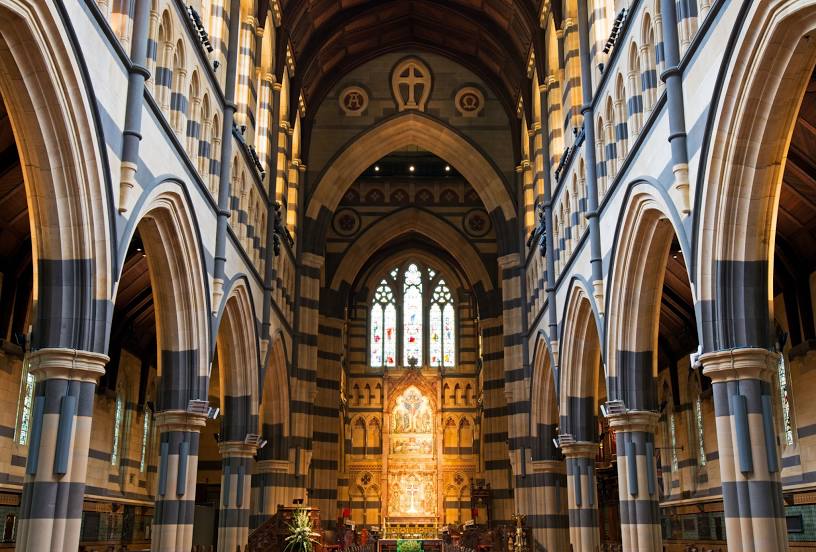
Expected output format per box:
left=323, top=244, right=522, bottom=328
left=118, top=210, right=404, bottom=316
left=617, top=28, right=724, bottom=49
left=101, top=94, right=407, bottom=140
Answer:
left=403, top=264, right=423, bottom=365
left=16, top=358, right=35, bottom=445
left=778, top=354, right=794, bottom=446
left=370, top=263, right=456, bottom=369
left=669, top=412, right=679, bottom=472
left=430, top=279, right=455, bottom=367
left=140, top=407, right=151, bottom=472
left=694, top=397, right=706, bottom=467
left=111, top=394, right=124, bottom=466
left=371, top=280, right=396, bottom=367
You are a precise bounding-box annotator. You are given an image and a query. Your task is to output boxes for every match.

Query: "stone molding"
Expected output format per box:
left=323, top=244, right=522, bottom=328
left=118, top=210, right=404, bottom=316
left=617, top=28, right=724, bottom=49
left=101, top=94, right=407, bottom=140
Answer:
left=28, top=348, right=109, bottom=383
left=700, top=347, right=778, bottom=383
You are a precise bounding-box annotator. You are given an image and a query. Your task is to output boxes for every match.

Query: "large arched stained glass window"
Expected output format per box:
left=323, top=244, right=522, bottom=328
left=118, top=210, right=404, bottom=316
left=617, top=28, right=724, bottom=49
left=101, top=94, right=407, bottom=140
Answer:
left=369, top=262, right=457, bottom=369
left=430, top=280, right=455, bottom=367
left=371, top=280, right=397, bottom=367
left=403, top=264, right=423, bottom=365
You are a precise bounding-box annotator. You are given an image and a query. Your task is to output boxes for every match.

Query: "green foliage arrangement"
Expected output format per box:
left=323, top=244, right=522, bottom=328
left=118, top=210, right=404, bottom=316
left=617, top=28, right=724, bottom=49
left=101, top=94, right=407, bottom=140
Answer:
left=396, top=539, right=423, bottom=552
left=284, top=509, right=321, bottom=552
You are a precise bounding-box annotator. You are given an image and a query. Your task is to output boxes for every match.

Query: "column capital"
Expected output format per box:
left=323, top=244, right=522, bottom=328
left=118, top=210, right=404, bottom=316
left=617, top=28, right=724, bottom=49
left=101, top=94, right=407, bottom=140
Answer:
left=560, top=441, right=598, bottom=459
left=700, top=347, right=779, bottom=383
left=155, top=410, right=208, bottom=432
left=497, top=252, right=522, bottom=270
left=530, top=459, right=566, bottom=474
left=28, top=348, right=109, bottom=383
left=255, top=459, right=292, bottom=474
left=219, top=441, right=257, bottom=458
left=607, top=410, right=659, bottom=433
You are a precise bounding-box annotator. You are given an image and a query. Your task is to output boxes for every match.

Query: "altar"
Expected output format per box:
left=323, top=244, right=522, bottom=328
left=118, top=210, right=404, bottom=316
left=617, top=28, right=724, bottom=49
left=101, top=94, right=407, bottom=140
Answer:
left=377, top=539, right=444, bottom=552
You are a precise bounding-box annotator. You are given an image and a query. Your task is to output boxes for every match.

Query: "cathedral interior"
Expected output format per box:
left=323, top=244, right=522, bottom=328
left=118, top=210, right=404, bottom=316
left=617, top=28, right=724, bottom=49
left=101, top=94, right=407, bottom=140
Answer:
left=1, top=0, right=816, bottom=551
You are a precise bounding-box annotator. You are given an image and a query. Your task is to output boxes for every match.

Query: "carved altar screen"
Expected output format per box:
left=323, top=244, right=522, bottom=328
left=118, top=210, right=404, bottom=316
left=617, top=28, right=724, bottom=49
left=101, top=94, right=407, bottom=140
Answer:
left=388, top=386, right=436, bottom=517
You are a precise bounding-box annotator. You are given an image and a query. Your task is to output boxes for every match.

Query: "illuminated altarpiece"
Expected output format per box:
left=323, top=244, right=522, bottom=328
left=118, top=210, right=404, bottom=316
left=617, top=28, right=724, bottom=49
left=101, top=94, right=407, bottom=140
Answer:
left=344, top=369, right=479, bottom=528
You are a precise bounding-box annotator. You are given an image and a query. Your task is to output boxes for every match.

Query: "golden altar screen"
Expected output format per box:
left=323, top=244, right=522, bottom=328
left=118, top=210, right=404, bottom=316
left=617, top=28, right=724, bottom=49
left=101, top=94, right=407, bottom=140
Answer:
left=388, top=386, right=436, bottom=517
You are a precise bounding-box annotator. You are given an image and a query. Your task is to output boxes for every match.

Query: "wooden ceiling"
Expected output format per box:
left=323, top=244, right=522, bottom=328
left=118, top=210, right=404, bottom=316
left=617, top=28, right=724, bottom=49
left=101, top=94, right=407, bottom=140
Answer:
left=659, top=237, right=697, bottom=362
left=0, top=99, right=27, bottom=262
left=774, top=71, right=816, bottom=293
left=278, top=0, right=538, bottom=118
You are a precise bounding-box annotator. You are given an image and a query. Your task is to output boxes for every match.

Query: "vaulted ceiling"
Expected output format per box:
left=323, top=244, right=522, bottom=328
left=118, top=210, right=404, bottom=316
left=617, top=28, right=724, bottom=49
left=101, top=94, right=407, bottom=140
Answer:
left=277, top=0, right=538, bottom=119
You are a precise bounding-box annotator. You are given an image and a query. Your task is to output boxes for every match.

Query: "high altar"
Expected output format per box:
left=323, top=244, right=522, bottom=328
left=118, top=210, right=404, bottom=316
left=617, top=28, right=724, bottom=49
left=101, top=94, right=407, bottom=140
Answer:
left=343, top=368, right=480, bottom=532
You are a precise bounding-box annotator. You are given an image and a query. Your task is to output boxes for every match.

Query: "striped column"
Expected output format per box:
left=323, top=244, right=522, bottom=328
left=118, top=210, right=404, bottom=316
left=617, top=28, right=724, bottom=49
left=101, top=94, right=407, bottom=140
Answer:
left=700, top=348, right=787, bottom=551
left=561, top=441, right=600, bottom=552
left=286, top=158, right=302, bottom=242
left=561, top=17, right=582, bottom=140
left=292, top=252, right=322, bottom=498
left=251, top=459, right=296, bottom=528
left=608, top=411, right=661, bottom=551
left=524, top=460, right=569, bottom=552
left=16, top=348, right=108, bottom=552
left=217, top=441, right=255, bottom=552
left=480, top=317, right=514, bottom=522
left=151, top=410, right=207, bottom=552
left=500, top=253, right=527, bottom=502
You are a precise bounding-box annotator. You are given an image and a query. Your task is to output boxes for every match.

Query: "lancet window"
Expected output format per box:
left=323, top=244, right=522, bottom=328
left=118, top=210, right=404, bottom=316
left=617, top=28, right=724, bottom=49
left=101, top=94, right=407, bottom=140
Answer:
left=370, top=262, right=456, bottom=368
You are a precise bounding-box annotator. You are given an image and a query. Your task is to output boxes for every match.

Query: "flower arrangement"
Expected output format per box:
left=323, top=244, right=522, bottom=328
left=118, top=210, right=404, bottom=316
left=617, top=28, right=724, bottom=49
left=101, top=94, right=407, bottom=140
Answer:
left=284, top=509, right=321, bottom=552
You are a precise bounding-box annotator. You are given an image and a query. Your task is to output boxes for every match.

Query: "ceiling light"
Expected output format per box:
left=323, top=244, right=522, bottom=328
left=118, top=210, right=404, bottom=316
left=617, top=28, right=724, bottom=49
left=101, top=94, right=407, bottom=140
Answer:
left=409, top=165, right=415, bottom=173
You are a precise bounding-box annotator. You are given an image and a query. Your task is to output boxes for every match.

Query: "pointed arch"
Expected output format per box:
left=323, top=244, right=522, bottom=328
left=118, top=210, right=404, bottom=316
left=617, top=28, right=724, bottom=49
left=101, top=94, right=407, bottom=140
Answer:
left=605, top=181, right=690, bottom=411
left=0, top=0, right=113, bottom=352
left=305, top=112, right=516, bottom=254
left=559, top=281, right=604, bottom=441
left=530, top=334, right=561, bottom=460
left=215, top=278, right=261, bottom=440
left=119, top=182, right=211, bottom=410
left=259, top=333, right=290, bottom=460
left=695, top=0, right=816, bottom=351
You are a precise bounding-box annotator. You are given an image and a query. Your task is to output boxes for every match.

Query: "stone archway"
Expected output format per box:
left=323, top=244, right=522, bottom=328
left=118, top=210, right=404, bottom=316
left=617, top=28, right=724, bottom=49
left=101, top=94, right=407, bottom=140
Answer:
left=329, top=208, right=495, bottom=305
left=558, top=283, right=604, bottom=552
left=696, top=0, right=816, bottom=352
left=211, top=280, right=261, bottom=552
left=603, top=185, right=691, bottom=552
left=303, top=112, right=516, bottom=254
left=121, top=183, right=211, bottom=552
left=693, top=2, right=816, bottom=548
left=1, top=2, right=113, bottom=550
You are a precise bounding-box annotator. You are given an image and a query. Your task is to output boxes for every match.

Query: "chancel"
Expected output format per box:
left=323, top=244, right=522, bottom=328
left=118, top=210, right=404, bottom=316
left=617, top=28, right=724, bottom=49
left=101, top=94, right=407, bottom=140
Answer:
left=3, top=0, right=816, bottom=551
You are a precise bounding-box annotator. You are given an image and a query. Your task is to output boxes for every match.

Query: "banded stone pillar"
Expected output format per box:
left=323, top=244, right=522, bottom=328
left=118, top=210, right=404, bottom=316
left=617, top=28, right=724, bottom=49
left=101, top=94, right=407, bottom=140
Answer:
left=608, top=411, right=661, bottom=551
left=561, top=442, right=600, bottom=552
left=218, top=441, right=255, bottom=552
left=251, top=459, right=295, bottom=528
left=526, top=460, right=569, bottom=552
left=151, top=410, right=207, bottom=552
left=16, top=348, right=108, bottom=552
left=701, top=348, right=787, bottom=551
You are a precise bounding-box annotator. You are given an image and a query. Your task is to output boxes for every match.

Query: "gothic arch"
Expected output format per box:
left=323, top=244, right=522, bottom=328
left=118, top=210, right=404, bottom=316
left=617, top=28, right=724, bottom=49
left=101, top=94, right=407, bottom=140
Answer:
left=304, top=112, right=516, bottom=252
left=0, top=0, right=113, bottom=352
left=530, top=334, right=560, bottom=443
left=330, top=207, right=494, bottom=296
left=605, top=182, right=691, bottom=410
left=559, top=282, right=605, bottom=441
left=119, top=182, right=211, bottom=410
left=695, top=0, right=816, bottom=352
left=215, top=279, right=261, bottom=439
left=261, top=333, right=289, bottom=430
